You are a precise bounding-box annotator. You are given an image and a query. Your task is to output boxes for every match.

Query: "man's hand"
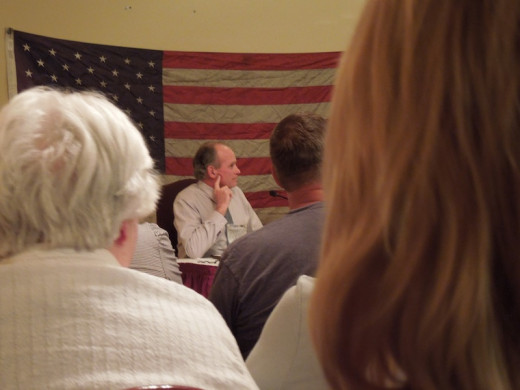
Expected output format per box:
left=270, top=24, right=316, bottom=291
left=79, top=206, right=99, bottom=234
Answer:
left=214, top=175, right=232, bottom=215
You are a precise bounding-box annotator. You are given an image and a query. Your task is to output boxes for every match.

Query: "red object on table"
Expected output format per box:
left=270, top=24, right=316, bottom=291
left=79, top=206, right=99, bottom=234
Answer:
left=178, top=260, right=219, bottom=298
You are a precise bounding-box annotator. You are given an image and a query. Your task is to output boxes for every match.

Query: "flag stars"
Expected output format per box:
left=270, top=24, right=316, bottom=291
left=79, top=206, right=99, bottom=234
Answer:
left=37, top=59, right=45, bottom=67
left=136, top=97, right=143, bottom=104
left=112, top=69, right=119, bottom=77
left=148, top=61, right=155, bottom=68
left=148, top=85, right=156, bottom=92
left=100, top=80, right=108, bottom=88
left=125, top=108, right=132, bottom=115
left=136, top=72, right=143, bottom=79
left=75, top=78, right=82, bottom=85
left=87, top=67, right=95, bottom=74
left=23, top=43, right=30, bottom=51
left=112, top=94, right=119, bottom=102
left=149, top=110, right=156, bottom=117
left=49, top=48, right=56, bottom=56
left=62, top=64, right=70, bottom=71
left=124, top=58, right=131, bottom=64
left=25, top=69, right=33, bottom=78
left=138, top=122, right=144, bottom=129
left=99, top=55, right=107, bottom=63
left=74, top=52, right=82, bottom=60
left=51, top=74, right=58, bottom=82
left=149, top=135, right=156, bottom=142
left=124, top=83, right=131, bottom=90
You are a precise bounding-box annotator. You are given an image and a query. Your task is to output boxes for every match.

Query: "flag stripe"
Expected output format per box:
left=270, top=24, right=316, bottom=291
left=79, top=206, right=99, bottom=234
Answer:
left=163, top=85, right=333, bottom=105
left=164, top=122, right=276, bottom=140
left=246, top=194, right=288, bottom=209
left=165, top=157, right=273, bottom=177
left=163, top=102, right=332, bottom=124
left=165, top=138, right=270, bottom=158
left=162, top=68, right=337, bottom=88
left=163, top=51, right=340, bottom=70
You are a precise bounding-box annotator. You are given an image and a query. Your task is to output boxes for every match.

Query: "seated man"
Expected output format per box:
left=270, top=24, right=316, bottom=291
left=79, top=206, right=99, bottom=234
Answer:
left=173, top=142, right=262, bottom=259
left=209, top=113, right=326, bottom=358
left=130, top=222, right=183, bottom=283
left=0, top=87, right=258, bottom=389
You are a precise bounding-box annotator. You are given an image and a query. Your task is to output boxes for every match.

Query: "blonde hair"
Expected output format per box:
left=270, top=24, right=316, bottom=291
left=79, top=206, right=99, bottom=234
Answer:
left=0, top=87, right=159, bottom=258
left=310, top=0, right=520, bottom=389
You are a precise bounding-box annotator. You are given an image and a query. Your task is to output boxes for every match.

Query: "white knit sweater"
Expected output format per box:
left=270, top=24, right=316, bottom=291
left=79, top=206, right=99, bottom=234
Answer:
left=0, top=248, right=258, bottom=390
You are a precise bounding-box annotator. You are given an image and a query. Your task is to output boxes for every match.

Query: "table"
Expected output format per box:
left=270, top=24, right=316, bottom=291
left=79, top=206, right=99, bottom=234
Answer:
left=178, top=258, right=219, bottom=298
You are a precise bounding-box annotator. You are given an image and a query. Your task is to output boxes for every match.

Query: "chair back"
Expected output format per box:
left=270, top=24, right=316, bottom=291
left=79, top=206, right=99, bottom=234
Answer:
left=156, top=178, right=197, bottom=255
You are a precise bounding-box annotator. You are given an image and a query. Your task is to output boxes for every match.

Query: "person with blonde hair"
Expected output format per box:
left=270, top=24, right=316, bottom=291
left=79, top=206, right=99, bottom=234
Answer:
left=0, top=87, right=258, bottom=389
left=309, top=0, right=520, bottom=389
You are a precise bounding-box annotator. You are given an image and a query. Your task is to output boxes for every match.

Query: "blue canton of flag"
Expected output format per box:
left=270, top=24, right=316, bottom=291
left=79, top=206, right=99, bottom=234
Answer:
left=11, top=30, right=165, bottom=171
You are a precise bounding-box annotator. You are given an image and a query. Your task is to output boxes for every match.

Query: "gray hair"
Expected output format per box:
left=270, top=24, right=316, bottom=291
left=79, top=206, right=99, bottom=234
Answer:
left=0, top=87, right=159, bottom=258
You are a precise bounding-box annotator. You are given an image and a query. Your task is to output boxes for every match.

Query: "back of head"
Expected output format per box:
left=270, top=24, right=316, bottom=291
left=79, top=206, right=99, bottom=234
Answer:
left=193, top=141, right=218, bottom=181
left=0, top=87, right=159, bottom=258
left=270, top=113, right=326, bottom=191
left=310, top=0, right=520, bottom=389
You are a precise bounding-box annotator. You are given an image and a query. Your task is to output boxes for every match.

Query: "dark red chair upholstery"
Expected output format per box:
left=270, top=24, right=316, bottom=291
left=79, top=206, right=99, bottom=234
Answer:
left=155, top=178, right=197, bottom=255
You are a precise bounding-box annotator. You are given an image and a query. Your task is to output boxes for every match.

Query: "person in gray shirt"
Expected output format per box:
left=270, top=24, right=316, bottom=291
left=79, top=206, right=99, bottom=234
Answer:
left=209, top=113, right=326, bottom=359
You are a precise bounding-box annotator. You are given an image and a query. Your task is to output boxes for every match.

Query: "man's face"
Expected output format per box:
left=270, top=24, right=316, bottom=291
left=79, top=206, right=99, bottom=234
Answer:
left=213, top=144, right=240, bottom=188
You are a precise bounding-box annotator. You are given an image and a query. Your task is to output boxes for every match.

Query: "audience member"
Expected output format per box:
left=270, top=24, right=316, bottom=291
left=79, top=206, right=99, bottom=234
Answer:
left=0, top=87, right=258, bottom=390
left=173, top=142, right=262, bottom=259
left=309, top=1, right=520, bottom=389
left=246, top=275, right=328, bottom=390
left=130, top=222, right=182, bottom=283
left=210, top=113, right=326, bottom=358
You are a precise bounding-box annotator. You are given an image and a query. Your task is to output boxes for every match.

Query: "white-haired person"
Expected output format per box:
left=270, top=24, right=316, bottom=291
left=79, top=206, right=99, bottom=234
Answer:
left=0, top=87, right=258, bottom=390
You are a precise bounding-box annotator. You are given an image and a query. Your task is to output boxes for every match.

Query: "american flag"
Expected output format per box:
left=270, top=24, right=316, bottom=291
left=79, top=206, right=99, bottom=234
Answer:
left=6, top=29, right=340, bottom=224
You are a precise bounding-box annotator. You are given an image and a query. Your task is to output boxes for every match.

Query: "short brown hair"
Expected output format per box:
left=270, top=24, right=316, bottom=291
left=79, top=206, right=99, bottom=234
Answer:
left=269, top=113, right=326, bottom=191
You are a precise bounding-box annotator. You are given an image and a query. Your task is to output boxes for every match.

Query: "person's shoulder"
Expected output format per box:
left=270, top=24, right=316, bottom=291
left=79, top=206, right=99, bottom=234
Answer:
left=177, top=181, right=200, bottom=196
left=220, top=227, right=264, bottom=266
left=291, top=201, right=325, bottom=215
left=228, top=215, right=292, bottom=250
left=295, top=275, right=316, bottom=296
left=220, top=221, right=278, bottom=267
left=174, top=182, right=204, bottom=204
left=137, top=222, right=154, bottom=237
left=126, top=265, right=209, bottom=302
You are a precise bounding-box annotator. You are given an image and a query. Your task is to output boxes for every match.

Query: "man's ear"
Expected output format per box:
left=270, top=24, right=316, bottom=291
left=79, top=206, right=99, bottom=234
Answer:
left=207, top=165, right=217, bottom=179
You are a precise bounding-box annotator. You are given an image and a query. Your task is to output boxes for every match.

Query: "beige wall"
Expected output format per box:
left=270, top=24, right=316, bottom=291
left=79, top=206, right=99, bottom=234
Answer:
left=1, top=0, right=365, bottom=106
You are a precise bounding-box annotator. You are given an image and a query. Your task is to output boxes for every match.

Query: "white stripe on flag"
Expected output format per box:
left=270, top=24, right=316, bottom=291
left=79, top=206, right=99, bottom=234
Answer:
left=163, top=102, right=331, bottom=123
left=163, top=68, right=337, bottom=88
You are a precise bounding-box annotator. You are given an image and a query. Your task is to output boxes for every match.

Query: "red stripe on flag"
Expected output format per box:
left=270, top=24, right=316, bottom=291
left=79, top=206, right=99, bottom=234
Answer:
left=165, top=157, right=273, bottom=176
left=163, top=51, right=341, bottom=70
left=246, top=191, right=289, bottom=208
left=164, top=122, right=275, bottom=140
left=163, top=85, right=333, bottom=105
